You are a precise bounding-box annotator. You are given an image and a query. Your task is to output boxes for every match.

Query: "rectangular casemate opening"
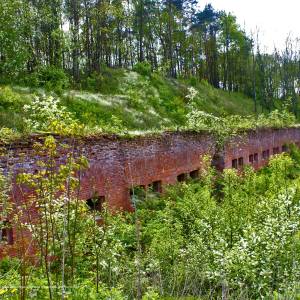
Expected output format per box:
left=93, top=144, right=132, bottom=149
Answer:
left=149, top=181, right=162, bottom=194
left=190, top=169, right=199, bottom=179
left=130, top=185, right=146, bottom=200
left=177, top=173, right=187, bottom=182
left=238, top=157, right=244, bottom=166
left=0, top=221, right=14, bottom=245
left=232, top=159, right=238, bottom=169
left=273, top=147, right=280, bottom=154
left=262, top=150, right=270, bottom=160
left=249, top=154, right=254, bottom=164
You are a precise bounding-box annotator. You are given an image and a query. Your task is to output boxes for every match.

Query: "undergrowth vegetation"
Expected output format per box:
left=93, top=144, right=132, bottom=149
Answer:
left=0, top=68, right=299, bottom=299
left=0, top=69, right=297, bottom=146
left=0, top=69, right=264, bottom=137
left=2, top=140, right=300, bottom=299
left=186, top=107, right=297, bottom=146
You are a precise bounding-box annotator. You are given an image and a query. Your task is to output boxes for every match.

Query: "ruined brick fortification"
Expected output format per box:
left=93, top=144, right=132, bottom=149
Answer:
left=1, top=127, right=300, bottom=256
left=1, top=131, right=215, bottom=211
left=223, top=127, right=300, bottom=170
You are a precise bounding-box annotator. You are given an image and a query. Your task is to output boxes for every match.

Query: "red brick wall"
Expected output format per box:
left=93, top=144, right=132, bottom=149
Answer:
left=1, top=128, right=300, bottom=257
left=224, top=128, right=300, bottom=170
left=0, top=132, right=215, bottom=212
left=2, top=128, right=300, bottom=211
left=63, top=132, right=216, bottom=211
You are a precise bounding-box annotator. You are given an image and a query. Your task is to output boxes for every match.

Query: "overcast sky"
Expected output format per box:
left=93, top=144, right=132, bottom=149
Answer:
left=198, top=0, right=300, bottom=52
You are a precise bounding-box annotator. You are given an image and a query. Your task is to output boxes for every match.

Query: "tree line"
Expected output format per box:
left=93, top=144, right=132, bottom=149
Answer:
left=0, top=0, right=299, bottom=113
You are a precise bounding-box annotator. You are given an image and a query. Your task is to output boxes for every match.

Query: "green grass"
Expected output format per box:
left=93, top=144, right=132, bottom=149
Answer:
left=0, top=69, right=259, bottom=132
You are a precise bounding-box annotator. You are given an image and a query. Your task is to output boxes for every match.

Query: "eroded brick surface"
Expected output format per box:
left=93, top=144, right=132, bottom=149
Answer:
left=1, top=128, right=300, bottom=257
left=224, top=128, right=300, bottom=170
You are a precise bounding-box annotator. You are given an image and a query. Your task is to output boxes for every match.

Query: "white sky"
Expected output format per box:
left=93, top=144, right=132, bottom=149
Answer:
left=198, top=0, right=300, bottom=52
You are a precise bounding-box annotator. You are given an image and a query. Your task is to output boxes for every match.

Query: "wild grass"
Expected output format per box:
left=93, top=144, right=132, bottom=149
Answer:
left=1, top=69, right=261, bottom=133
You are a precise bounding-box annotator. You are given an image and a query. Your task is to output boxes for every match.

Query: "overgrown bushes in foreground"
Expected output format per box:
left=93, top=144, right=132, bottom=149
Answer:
left=2, top=140, right=300, bottom=299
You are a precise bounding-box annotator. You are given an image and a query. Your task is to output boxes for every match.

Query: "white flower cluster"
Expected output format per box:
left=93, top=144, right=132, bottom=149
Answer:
left=24, top=95, right=74, bottom=132
left=186, top=110, right=220, bottom=131
left=185, top=86, right=199, bottom=102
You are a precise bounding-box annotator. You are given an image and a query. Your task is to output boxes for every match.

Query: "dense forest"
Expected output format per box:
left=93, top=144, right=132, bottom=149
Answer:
left=0, top=0, right=299, bottom=114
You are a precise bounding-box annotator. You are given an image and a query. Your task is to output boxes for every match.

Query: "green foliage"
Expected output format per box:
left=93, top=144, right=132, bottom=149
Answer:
left=24, top=66, right=70, bottom=94
left=0, top=86, right=24, bottom=110
left=84, top=68, right=123, bottom=94
left=186, top=108, right=297, bottom=146
left=0, top=86, right=29, bottom=131
left=0, top=0, right=32, bottom=80
left=0, top=70, right=266, bottom=135
left=23, top=95, right=83, bottom=135
left=62, top=70, right=186, bottom=131
left=0, top=69, right=297, bottom=141
left=133, top=61, right=152, bottom=77
left=3, top=142, right=300, bottom=298
left=0, top=127, right=21, bottom=144
left=0, top=0, right=299, bottom=116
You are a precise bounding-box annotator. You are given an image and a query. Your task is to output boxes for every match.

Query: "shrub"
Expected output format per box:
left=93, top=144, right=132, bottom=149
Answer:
left=0, top=86, right=23, bottom=110
left=24, top=66, right=69, bottom=93
left=23, top=95, right=81, bottom=134
left=0, top=127, right=21, bottom=143
left=84, top=67, right=122, bottom=94
left=0, top=87, right=27, bottom=131
left=188, top=76, right=198, bottom=87
left=0, top=257, right=19, bottom=274
left=133, top=61, right=152, bottom=77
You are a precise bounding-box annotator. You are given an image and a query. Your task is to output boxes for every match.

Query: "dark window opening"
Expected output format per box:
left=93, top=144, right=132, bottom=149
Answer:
left=86, top=196, right=105, bottom=211
left=232, top=159, right=238, bottom=169
left=273, top=147, right=280, bottom=154
left=249, top=154, right=254, bottom=164
left=282, top=145, right=288, bottom=152
left=153, top=181, right=162, bottom=193
left=150, top=181, right=162, bottom=194
left=262, top=150, right=270, bottom=160
left=177, top=173, right=187, bottom=182
left=238, top=157, right=244, bottom=166
left=190, top=169, right=199, bottom=179
left=0, top=221, right=13, bottom=245
left=254, top=153, right=258, bottom=162
left=130, top=185, right=146, bottom=199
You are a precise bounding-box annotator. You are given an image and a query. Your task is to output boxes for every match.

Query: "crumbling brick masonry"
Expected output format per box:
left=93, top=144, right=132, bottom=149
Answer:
left=1, top=127, right=300, bottom=256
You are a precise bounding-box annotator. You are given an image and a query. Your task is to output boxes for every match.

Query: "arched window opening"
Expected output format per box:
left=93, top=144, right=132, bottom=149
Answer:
left=177, top=173, right=187, bottom=182
left=86, top=196, right=105, bottom=212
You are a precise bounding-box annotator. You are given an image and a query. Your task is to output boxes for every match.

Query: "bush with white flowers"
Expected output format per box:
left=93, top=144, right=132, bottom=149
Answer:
left=23, top=95, right=78, bottom=133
